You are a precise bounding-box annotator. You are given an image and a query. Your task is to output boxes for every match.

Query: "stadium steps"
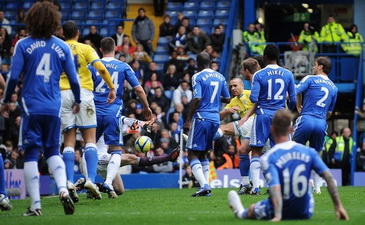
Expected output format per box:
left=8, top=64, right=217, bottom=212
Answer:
left=124, top=4, right=162, bottom=50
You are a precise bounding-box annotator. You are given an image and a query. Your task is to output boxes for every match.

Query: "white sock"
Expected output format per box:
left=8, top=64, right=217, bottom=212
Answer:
left=105, top=153, right=122, bottom=187
left=190, top=161, right=207, bottom=187
left=241, top=176, right=250, bottom=186
left=250, top=157, right=261, bottom=189
left=24, top=161, right=41, bottom=210
left=120, top=116, right=137, bottom=126
left=202, top=163, right=210, bottom=183
left=47, top=155, right=68, bottom=194
left=82, top=151, right=88, bottom=180
left=312, top=170, right=322, bottom=191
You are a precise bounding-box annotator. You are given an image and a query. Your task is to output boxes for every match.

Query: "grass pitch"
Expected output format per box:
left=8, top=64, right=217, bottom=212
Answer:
left=1, top=187, right=364, bottom=225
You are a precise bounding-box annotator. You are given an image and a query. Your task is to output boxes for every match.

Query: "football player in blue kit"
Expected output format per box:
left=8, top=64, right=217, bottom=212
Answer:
left=240, top=44, right=296, bottom=194
left=228, top=110, right=349, bottom=221
left=293, top=56, right=338, bottom=194
left=184, top=52, right=230, bottom=197
left=88, top=37, right=152, bottom=196
left=0, top=2, right=81, bottom=216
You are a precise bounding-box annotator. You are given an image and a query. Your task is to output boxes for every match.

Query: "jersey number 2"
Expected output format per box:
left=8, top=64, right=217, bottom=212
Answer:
left=36, top=53, right=52, bottom=82
left=316, top=87, right=329, bottom=107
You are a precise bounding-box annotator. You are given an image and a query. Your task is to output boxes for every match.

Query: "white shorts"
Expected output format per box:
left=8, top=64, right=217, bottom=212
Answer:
left=61, top=89, right=97, bottom=133
left=233, top=116, right=271, bottom=152
left=233, top=116, right=254, bottom=138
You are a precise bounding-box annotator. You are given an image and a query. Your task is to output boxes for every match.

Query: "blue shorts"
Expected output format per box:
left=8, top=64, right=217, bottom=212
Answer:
left=254, top=197, right=313, bottom=220
left=96, top=114, right=123, bottom=146
left=21, top=114, right=61, bottom=161
left=250, top=113, right=273, bottom=148
left=293, top=115, right=327, bottom=152
left=186, top=118, right=219, bottom=151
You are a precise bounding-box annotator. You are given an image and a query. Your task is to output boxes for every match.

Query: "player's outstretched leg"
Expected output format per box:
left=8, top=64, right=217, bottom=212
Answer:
left=0, top=156, right=11, bottom=211
left=228, top=190, right=245, bottom=219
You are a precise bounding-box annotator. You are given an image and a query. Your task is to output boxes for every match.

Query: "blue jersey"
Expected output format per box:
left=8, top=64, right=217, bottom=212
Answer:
left=250, top=65, right=296, bottom=115
left=89, top=57, right=140, bottom=116
left=3, top=36, right=80, bottom=116
left=296, top=75, right=338, bottom=119
left=191, top=69, right=230, bottom=123
left=261, top=141, right=329, bottom=219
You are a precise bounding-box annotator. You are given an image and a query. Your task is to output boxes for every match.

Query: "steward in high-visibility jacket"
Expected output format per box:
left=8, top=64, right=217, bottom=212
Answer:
left=320, top=16, right=348, bottom=52
left=344, top=24, right=364, bottom=55
left=242, top=23, right=263, bottom=55
left=298, top=23, right=320, bottom=52
left=332, top=135, right=354, bottom=162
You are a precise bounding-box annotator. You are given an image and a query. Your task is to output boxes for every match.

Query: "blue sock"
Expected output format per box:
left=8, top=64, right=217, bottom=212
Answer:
left=239, top=154, right=250, bottom=177
left=0, top=156, right=6, bottom=196
left=62, top=147, right=75, bottom=182
left=213, top=129, right=223, bottom=141
left=85, top=143, right=98, bottom=183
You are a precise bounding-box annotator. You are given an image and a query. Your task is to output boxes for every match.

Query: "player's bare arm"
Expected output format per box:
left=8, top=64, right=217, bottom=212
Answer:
left=134, top=85, right=152, bottom=120
left=269, top=185, right=283, bottom=221
left=296, top=93, right=303, bottom=114
left=321, top=171, right=349, bottom=220
left=184, top=98, right=201, bottom=129
left=238, top=103, right=257, bottom=126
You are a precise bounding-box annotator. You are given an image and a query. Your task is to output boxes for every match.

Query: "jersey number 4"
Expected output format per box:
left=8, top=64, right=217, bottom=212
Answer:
left=36, top=53, right=52, bottom=82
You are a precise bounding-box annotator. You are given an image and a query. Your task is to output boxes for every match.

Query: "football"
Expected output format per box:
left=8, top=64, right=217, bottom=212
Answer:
left=134, top=136, right=153, bottom=153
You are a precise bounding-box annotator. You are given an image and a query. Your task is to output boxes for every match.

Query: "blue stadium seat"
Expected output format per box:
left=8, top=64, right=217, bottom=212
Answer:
left=4, top=11, right=17, bottom=19
left=198, top=10, right=214, bottom=19
left=71, top=11, right=86, bottom=20
left=59, top=2, right=72, bottom=11
left=23, top=1, right=35, bottom=11
left=106, top=2, right=122, bottom=9
left=165, top=10, right=179, bottom=19
left=91, top=2, right=105, bottom=11
left=74, top=2, right=89, bottom=11
left=82, top=28, right=89, bottom=36
left=200, top=2, right=215, bottom=10
left=156, top=63, right=164, bottom=72
left=100, top=27, right=108, bottom=37
left=88, top=11, right=104, bottom=20
left=197, top=18, right=212, bottom=27
left=213, top=18, right=228, bottom=26
left=199, top=25, right=211, bottom=35
left=60, top=11, right=70, bottom=21
left=183, top=2, right=199, bottom=10
left=154, top=54, right=170, bottom=63
left=158, top=37, right=169, bottom=46
left=85, top=20, right=102, bottom=26
left=215, top=9, right=229, bottom=18
left=164, top=90, right=174, bottom=100
left=182, top=10, right=197, bottom=20
left=166, top=2, right=182, bottom=11
left=156, top=45, right=169, bottom=54
left=216, top=1, right=231, bottom=10
left=5, top=2, right=20, bottom=11
left=105, top=10, right=121, bottom=19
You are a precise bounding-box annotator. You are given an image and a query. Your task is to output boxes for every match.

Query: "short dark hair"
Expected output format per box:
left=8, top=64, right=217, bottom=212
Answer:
left=253, top=55, right=266, bottom=68
left=272, top=110, right=293, bottom=136
left=100, top=37, right=115, bottom=54
left=264, top=44, right=280, bottom=61
left=316, top=56, right=331, bottom=74
left=138, top=7, right=145, bottom=13
left=197, top=51, right=211, bottom=68
left=62, top=21, right=78, bottom=40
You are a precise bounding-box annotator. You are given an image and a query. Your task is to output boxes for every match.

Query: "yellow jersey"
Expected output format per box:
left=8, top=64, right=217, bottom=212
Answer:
left=60, top=40, right=100, bottom=91
left=225, top=90, right=254, bottom=118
